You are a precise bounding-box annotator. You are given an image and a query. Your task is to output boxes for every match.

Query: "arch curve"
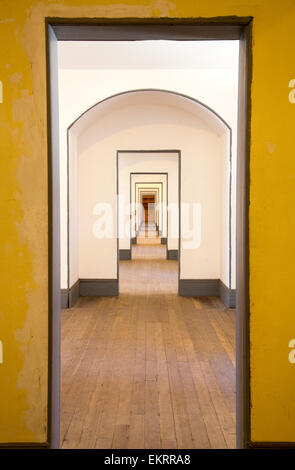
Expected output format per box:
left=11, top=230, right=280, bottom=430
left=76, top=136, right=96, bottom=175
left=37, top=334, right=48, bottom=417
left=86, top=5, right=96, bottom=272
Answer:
left=68, top=88, right=232, bottom=136
left=65, top=87, right=233, bottom=309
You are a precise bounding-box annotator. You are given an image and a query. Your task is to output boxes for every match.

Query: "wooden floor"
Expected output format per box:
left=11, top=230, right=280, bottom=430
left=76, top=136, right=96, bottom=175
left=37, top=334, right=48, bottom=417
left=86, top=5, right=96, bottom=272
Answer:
left=61, top=243, right=236, bottom=449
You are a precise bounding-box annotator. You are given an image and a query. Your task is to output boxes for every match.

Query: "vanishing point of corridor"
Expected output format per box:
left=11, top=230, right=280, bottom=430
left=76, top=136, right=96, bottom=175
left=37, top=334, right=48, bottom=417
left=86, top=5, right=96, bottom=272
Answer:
left=60, top=235, right=236, bottom=449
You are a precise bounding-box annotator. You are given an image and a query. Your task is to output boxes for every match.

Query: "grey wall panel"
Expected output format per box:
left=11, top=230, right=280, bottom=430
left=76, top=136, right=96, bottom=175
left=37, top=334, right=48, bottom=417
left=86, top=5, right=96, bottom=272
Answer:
left=119, top=249, right=132, bottom=260
left=68, top=280, right=80, bottom=308
left=47, top=24, right=60, bottom=449
left=219, top=280, right=236, bottom=308
left=79, top=279, right=119, bottom=297
left=52, top=22, right=247, bottom=41
left=179, top=279, right=219, bottom=297
left=60, top=290, right=68, bottom=309
left=167, top=250, right=178, bottom=260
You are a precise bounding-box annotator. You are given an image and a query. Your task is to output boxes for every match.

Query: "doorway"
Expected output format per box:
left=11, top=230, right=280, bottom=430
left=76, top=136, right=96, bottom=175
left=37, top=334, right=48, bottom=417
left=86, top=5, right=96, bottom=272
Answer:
left=131, top=172, right=169, bottom=259
left=47, top=19, right=252, bottom=449
left=142, top=194, right=155, bottom=224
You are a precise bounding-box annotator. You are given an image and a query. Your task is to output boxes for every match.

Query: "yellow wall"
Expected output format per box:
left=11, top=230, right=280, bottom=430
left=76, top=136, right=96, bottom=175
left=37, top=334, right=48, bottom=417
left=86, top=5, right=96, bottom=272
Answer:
left=1, top=0, right=295, bottom=445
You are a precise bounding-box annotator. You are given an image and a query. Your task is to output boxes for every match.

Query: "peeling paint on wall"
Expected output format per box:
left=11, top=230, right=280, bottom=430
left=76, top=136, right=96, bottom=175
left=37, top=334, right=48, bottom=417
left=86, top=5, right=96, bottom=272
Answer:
left=266, top=141, right=276, bottom=155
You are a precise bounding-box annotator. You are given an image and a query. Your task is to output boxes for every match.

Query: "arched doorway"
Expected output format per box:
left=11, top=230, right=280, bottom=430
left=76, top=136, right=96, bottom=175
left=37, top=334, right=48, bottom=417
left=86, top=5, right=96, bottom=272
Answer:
left=63, top=89, right=232, bottom=304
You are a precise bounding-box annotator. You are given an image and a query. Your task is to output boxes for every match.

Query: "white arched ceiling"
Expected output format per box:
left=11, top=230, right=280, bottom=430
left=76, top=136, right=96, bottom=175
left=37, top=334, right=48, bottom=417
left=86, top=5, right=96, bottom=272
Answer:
left=70, top=89, right=229, bottom=137
left=63, top=90, right=233, bottom=295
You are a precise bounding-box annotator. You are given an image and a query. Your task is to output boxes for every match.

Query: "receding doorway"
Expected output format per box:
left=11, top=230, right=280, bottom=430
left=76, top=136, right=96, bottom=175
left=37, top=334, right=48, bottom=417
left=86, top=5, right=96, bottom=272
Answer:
left=142, top=194, right=155, bottom=225
left=118, top=154, right=179, bottom=298
left=47, top=20, right=252, bottom=449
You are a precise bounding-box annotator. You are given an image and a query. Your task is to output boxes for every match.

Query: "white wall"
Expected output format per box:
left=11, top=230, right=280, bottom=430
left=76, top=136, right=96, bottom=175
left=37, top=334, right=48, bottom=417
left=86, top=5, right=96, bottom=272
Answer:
left=58, top=41, right=239, bottom=289
left=220, top=131, right=231, bottom=287
left=69, top=91, right=230, bottom=284
left=68, top=131, right=78, bottom=288
left=119, top=154, right=178, bottom=250
left=58, top=68, right=238, bottom=165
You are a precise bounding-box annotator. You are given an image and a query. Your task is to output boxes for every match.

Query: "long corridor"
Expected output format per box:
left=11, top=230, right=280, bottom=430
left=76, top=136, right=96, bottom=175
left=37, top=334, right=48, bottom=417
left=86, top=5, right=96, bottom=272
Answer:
left=60, top=243, right=236, bottom=449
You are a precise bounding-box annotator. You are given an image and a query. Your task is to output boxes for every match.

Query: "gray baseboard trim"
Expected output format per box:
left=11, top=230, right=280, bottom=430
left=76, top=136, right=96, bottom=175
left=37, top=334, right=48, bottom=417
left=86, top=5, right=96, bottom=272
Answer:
left=131, top=237, right=137, bottom=245
left=61, top=278, right=118, bottom=307
left=179, top=279, right=219, bottom=296
left=61, top=289, right=68, bottom=309
left=80, top=279, right=118, bottom=297
left=119, top=249, right=131, bottom=260
left=219, top=280, right=236, bottom=308
left=62, top=278, right=235, bottom=307
left=167, top=249, right=178, bottom=260
left=161, top=237, right=167, bottom=245
left=68, top=279, right=80, bottom=308
left=179, top=278, right=236, bottom=307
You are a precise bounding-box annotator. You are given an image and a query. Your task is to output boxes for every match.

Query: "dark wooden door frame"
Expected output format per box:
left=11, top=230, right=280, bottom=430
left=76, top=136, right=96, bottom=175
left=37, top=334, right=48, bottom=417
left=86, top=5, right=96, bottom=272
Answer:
left=46, top=18, right=252, bottom=449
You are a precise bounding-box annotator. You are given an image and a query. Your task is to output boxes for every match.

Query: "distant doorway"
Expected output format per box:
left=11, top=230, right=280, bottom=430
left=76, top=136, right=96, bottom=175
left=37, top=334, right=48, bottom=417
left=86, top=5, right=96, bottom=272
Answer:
left=142, top=194, right=155, bottom=225
left=47, top=20, right=252, bottom=450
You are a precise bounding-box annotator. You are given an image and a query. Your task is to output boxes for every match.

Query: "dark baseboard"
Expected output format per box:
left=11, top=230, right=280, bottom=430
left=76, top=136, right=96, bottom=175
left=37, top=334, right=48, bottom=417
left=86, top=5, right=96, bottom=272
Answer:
left=62, top=277, right=235, bottom=308
left=68, top=279, right=80, bottom=308
left=167, top=249, right=178, bottom=260
left=179, top=279, right=219, bottom=296
left=61, top=289, right=68, bottom=309
left=131, top=237, right=137, bottom=245
left=61, top=278, right=118, bottom=308
left=61, top=279, right=80, bottom=308
left=219, top=280, right=236, bottom=308
left=179, top=278, right=236, bottom=307
left=161, top=237, right=167, bottom=245
left=119, top=249, right=131, bottom=260
left=80, top=279, right=118, bottom=297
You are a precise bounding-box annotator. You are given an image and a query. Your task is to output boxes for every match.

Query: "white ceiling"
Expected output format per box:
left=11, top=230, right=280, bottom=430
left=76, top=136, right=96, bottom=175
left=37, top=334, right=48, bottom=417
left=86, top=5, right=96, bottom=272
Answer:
left=71, top=90, right=228, bottom=136
left=58, top=40, right=239, bottom=70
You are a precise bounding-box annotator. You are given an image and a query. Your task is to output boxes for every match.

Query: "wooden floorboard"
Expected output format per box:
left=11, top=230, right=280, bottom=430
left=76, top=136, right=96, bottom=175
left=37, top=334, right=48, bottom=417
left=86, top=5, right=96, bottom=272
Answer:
left=61, top=242, right=236, bottom=449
